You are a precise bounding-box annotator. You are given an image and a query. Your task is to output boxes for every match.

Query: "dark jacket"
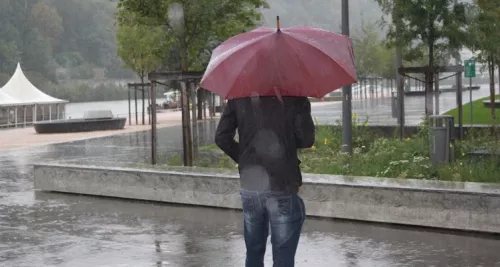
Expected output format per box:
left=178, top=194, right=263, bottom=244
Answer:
left=215, top=96, right=315, bottom=193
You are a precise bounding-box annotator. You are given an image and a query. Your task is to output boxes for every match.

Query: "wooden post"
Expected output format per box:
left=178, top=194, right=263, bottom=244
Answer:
left=128, top=88, right=131, bottom=126
left=424, top=70, right=431, bottom=115
left=210, top=93, right=215, bottom=118
left=151, top=81, right=158, bottom=165
left=148, top=85, right=151, bottom=125
left=134, top=87, right=138, bottom=125
left=197, top=88, right=203, bottom=120
left=456, top=72, right=464, bottom=140
left=190, top=81, right=197, bottom=123
left=203, top=90, right=207, bottom=119
left=435, top=71, right=440, bottom=115
left=142, top=82, right=145, bottom=125
left=181, top=81, right=193, bottom=166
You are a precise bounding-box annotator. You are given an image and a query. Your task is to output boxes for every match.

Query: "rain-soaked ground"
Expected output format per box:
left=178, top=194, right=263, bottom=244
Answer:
left=2, top=97, right=500, bottom=266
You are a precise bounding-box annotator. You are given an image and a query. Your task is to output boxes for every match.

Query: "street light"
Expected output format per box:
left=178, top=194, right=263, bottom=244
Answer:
left=341, top=0, right=353, bottom=154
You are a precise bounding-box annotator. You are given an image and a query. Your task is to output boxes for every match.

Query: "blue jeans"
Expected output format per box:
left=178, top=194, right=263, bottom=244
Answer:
left=240, top=189, right=306, bottom=267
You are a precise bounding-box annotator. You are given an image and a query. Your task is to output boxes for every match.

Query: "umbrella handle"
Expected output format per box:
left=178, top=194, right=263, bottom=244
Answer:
left=277, top=16, right=280, bottom=32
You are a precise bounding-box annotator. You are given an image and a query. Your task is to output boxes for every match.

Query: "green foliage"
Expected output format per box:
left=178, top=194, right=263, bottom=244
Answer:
left=0, top=40, right=20, bottom=72
left=0, top=0, right=132, bottom=83
left=353, top=20, right=437, bottom=79
left=28, top=1, right=64, bottom=42
left=259, top=0, right=383, bottom=33
left=376, top=0, right=469, bottom=65
left=117, top=0, right=269, bottom=71
left=467, top=0, right=500, bottom=64
left=173, top=120, right=500, bottom=183
left=116, top=10, right=166, bottom=80
left=353, top=21, right=396, bottom=79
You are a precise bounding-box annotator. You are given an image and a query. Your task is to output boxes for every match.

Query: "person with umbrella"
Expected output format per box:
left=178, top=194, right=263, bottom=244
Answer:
left=200, top=17, right=357, bottom=267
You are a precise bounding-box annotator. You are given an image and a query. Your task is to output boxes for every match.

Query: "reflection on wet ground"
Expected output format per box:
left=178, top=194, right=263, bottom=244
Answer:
left=1, top=120, right=500, bottom=266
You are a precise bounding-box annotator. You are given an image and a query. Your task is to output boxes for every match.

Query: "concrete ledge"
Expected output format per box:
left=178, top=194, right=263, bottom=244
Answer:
left=34, top=163, right=500, bottom=234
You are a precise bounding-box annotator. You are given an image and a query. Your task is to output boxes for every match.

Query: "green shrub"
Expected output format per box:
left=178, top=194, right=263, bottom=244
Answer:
left=165, top=115, right=500, bottom=183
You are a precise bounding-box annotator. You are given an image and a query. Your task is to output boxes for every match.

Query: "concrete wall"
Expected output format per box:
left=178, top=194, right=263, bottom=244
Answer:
left=34, top=163, right=500, bottom=234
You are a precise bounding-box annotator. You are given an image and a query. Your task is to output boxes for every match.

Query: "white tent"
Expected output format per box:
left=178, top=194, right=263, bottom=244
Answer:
left=0, top=63, right=67, bottom=104
left=0, top=91, right=25, bottom=107
left=0, top=91, right=25, bottom=127
left=0, top=63, right=68, bottom=127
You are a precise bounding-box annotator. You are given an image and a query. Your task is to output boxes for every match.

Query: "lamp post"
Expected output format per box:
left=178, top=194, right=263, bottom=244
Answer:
left=341, top=0, right=353, bottom=154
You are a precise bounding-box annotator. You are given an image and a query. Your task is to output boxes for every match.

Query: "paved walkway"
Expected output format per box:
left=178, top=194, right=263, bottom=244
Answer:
left=0, top=102, right=336, bottom=151
left=0, top=111, right=185, bottom=150
left=313, top=84, right=492, bottom=125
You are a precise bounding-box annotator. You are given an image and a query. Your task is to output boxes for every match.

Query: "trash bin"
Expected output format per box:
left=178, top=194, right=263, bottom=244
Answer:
left=391, top=92, right=399, bottom=118
left=429, top=115, right=455, bottom=164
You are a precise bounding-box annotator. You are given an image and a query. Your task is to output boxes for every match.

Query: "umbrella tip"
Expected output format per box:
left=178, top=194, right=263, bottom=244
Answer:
left=276, top=16, right=280, bottom=32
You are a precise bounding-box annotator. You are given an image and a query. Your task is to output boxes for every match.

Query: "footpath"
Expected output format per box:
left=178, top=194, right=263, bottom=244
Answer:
left=0, top=102, right=334, bottom=150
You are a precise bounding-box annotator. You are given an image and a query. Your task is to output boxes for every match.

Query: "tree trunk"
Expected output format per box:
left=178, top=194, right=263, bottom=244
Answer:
left=147, top=85, right=151, bottom=125
left=498, top=62, right=500, bottom=96
left=197, top=88, right=203, bottom=120
left=180, top=46, right=193, bottom=166
left=489, top=56, right=496, bottom=119
left=141, top=76, right=145, bottom=125
left=426, top=21, right=435, bottom=116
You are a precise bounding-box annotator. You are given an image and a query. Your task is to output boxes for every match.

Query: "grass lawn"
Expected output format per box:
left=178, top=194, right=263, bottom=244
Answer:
left=445, top=95, right=500, bottom=125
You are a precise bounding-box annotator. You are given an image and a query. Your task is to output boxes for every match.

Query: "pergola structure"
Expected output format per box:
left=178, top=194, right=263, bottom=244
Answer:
left=127, top=82, right=151, bottom=126
left=147, top=71, right=206, bottom=165
left=398, top=65, right=465, bottom=139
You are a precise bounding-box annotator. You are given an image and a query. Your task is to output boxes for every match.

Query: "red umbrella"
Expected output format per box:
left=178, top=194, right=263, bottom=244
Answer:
left=199, top=17, right=357, bottom=99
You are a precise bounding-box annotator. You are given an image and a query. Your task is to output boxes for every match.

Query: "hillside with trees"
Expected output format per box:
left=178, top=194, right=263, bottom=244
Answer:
left=0, top=0, right=387, bottom=101
left=0, top=0, right=132, bottom=102
left=261, top=0, right=382, bottom=32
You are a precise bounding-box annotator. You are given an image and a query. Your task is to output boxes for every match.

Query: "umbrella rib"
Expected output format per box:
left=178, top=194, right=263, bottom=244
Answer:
left=203, top=34, right=274, bottom=99
left=285, top=32, right=355, bottom=87
left=225, top=36, right=273, bottom=99
left=206, top=33, right=273, bottom=77
left=281, top=37, right=320, bottom=98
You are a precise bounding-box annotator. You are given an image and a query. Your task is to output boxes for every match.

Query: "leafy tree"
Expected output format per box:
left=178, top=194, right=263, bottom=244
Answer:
left=352, top=21, right=400, bottom=79
left=353, top=22, right=384, bottom=79
left=117, top=0, right=268, bottom=165
left=116, top=9, right=168, bottom=85
left=260, top=0, right=383, bottom=33
left=117, top=0, right=269, bottom=71
left=0, top=40, right=20, bottom=73
left=376, top=0, right=469, bottom=115
left=52, top=0, right=120, bottom=72
left=28, top=1, right=64, bottom=42
left=352, top=20, right=427, bottom=80
left=116, top=25, right=163, bottom=81
left=21, top=28, right=54, bottom=79
left=468, top=0, right=500, bottom=119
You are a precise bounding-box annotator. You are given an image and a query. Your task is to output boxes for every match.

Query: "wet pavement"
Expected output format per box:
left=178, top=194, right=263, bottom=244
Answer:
left=2, top=96, right=500, bottom=266
left=313, top=84, right=493, bottom=125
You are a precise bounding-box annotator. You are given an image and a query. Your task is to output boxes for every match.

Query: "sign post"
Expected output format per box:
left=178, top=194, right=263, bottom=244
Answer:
left=464, top=59, right=476, bottom=125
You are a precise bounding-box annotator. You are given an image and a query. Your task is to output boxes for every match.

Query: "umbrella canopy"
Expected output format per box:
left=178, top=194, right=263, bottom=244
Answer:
left=200, top=22, right=357, bottom=99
